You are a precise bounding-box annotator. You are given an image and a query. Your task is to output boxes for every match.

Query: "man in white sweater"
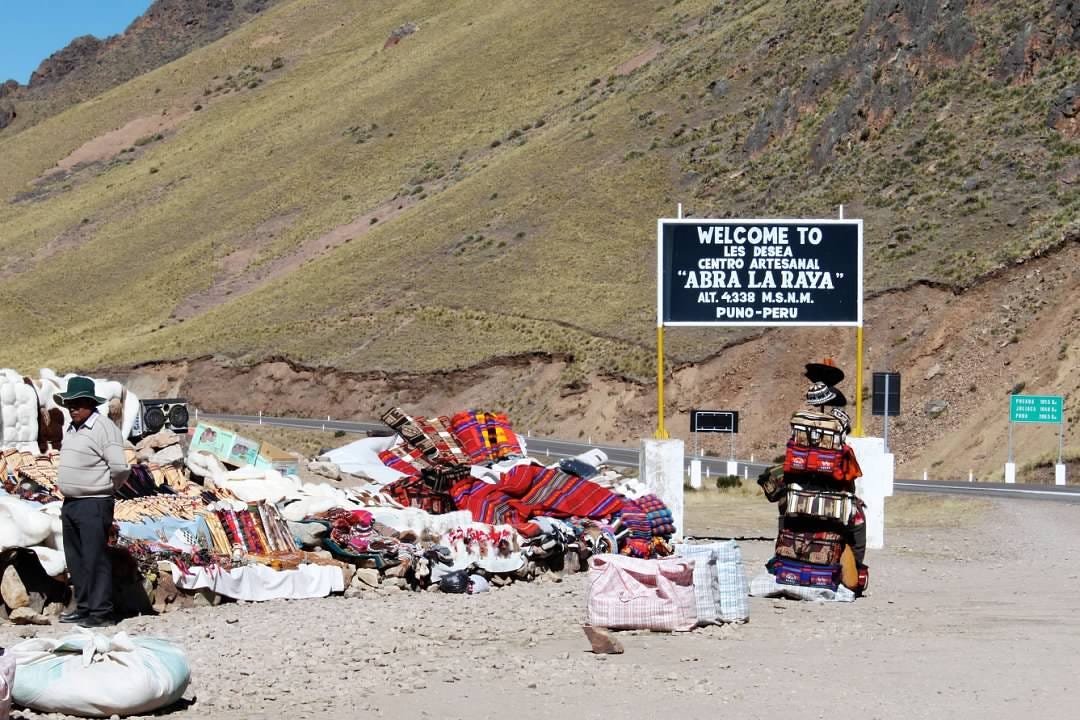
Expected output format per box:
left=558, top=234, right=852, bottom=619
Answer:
left=54, top=376, right=131, bottom=628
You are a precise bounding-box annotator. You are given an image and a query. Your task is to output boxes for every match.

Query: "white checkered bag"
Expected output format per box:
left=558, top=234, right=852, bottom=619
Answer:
left=674, top=541, right=750, bottom=624
left=749, top=573, right=855, bottom=602
left=586, top=554, right=697, bottom=632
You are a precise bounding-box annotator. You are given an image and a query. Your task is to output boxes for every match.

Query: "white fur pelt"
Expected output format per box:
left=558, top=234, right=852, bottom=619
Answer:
left=36, top=368, right=141, bottom=439
left=0, top=369, right=41, bottom=451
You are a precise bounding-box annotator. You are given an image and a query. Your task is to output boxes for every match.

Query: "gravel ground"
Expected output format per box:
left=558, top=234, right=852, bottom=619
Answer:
left=3, top=495, right=1077, bottom=720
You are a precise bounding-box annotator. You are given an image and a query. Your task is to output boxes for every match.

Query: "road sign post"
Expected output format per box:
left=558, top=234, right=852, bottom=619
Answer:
left=871, top=372, right=900, bottom=453
left=1007, top=395, right=1065, bottom=484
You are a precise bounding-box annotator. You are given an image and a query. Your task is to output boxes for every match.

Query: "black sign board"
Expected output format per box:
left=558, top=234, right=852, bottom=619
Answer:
left=872, top=372, right=901, bottom=416
left=690, top=410, right=739, bottom=434
left=658, top=219, right=863, bottom=327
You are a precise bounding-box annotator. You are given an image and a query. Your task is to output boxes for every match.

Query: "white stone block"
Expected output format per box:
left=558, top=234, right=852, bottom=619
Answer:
left=688, top=459, right=702, bottom=490
left=1004, top=462, right=1016, bottom=484
left=640, top=438, right=685, bottom=540
left=848, top=436, right=892, bottom=551
left=1056, top=463, right=1067, bottom=487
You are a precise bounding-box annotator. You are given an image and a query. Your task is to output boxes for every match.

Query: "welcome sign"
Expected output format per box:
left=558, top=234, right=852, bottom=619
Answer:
left=658, top=219, right=863, bottom=327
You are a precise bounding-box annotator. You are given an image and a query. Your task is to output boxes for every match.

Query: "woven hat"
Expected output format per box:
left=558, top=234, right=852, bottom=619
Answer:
left=805, top=362, right=845, bottom=386
left=53, top=376, right=106, bottom=406
left=806, top=382, right=837, bottom=406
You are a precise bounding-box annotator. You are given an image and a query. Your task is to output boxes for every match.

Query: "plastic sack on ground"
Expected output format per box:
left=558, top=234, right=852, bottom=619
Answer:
left=1, top=651, right=13, bottom=720
left=748, top=573, right=855, bottom=602
left=10, top=630, right=190, bottom=717
left=674, top=540, right=750, bottom=623
left=586, top=554, right=697, bottom=632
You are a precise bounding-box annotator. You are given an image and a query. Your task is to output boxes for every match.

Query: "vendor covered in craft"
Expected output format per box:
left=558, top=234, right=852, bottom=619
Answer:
left=757, top=361, right=868, bottom=596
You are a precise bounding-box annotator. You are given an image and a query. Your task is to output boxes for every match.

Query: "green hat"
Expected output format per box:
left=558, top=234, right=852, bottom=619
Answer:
left=53, top=376, right=107, bottom=406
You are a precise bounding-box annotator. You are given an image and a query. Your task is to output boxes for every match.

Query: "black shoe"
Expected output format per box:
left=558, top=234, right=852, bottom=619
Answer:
left=60, top=610, right=90, bottom=623
left=78, top=615, right=117, bottom=628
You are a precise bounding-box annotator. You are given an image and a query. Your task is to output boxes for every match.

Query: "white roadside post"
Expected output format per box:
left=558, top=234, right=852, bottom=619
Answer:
left=1056, top=416, right=1067, bottom=486
left=641, top=438, right=685, bottom=540
left=848, top=436, right=892, bottom=550
left=1005, top=410, right=1016, bottom=483
left=689, top=459, right=702, bottom=490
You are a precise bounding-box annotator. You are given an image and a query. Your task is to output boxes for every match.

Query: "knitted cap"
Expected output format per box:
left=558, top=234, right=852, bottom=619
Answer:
left=806, top=382, right=837, bottom=406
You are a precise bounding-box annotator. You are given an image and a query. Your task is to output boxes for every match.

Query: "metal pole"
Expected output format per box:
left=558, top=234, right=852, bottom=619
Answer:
left=1060, top=419, right=1065, bottom=465
left=1008, top=419, right=1013, bottom=464
left=854, top=327, right=864, bottom=437
left=729, top=431, right=735, bottom=461
left=883, top=374, right=890, bottom=453
left=655, top=326, right=668, bottom=439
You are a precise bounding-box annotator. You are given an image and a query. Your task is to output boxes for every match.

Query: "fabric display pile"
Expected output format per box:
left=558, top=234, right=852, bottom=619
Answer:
left=201, top=501, right=299, bottom=559
left=1, top=397, right=680, bottom=613
left=1, top=448, right=181, bottom=505
left=372, top=406, right=677, bottom=574
left=757, top=363, right=869, bottom=597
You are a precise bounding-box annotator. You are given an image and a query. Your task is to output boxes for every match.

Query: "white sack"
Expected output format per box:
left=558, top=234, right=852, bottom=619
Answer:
left=321, top=435, right=406, bottom=485
left=0, top=497, right=54, bottom=549
left=10, top=630, right=190, bottom=717
left=0, top=652, right=12, bottom=720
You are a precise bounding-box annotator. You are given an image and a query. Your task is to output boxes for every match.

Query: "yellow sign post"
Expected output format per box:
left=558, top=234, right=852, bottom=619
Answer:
left=853, top=325, right=864, bottom=437
left=656, top=325, right=669, bottom=439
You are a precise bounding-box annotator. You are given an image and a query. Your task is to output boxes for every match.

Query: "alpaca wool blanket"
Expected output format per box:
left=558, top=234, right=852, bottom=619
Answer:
left=451, top=464, right=624, bottom=528
left=448, top=411, right=524, bottom=463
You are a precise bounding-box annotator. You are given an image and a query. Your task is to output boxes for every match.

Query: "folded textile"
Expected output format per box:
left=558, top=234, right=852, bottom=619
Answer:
left=448, top=411, right=525, bottom=463
left=384, top=475, right=455, bottom=515
left=377, top=444, right=429, bottom=477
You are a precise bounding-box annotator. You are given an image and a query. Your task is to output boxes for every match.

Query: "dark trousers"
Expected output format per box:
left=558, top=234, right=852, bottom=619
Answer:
left=61, top=496, right=114, bottom=618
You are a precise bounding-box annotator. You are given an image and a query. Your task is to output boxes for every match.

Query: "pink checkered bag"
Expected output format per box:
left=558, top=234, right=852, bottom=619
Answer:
left=586, top=554, right=697, bottom=631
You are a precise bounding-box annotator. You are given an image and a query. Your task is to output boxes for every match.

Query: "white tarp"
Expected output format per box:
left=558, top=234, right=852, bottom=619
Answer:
left=171, top=563, right=344, bottom=601
left=320, top=435, right=406, bottom=485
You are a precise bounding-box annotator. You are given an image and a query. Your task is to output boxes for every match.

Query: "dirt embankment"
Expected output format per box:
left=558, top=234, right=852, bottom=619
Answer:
left=110, top=237, right=1079, bottom=479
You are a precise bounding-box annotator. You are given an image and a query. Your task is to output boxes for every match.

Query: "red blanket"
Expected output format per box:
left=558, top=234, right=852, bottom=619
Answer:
left=451, top=464, right=624, bottom=527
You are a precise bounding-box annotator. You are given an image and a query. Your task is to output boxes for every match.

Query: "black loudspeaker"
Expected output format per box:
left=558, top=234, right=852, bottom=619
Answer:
left=137, top=398, right=190, bottom=436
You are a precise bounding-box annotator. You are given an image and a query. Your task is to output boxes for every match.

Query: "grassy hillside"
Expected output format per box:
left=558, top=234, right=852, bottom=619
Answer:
left=1, top=0, right=1077, bottom=384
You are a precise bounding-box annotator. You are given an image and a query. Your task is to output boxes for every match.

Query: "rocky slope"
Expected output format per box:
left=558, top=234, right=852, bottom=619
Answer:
left=1, top=0, right=1077, bottom=475
left=0, top=0, right=281, bottom=133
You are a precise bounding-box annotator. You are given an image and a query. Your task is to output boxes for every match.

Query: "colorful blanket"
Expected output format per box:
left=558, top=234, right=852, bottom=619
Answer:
left=384, top=476, right=456, bottom=515
left=381, top=407, right=469, bottom=466
left=448, top=410, right=524, bottom=463
left=451, top=464, right=624, bottom=529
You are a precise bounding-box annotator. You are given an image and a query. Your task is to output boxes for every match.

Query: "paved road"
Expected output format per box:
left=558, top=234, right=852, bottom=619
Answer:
left=894, top=480, right=1080, bottom=502
left=198, top=412, right=770, bottom=477
left=198, top=412, right=1076, bottom=501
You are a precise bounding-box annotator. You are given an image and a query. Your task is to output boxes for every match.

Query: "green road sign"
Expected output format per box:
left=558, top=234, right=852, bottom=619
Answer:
left=1010, top=395, right=1064, bottom=424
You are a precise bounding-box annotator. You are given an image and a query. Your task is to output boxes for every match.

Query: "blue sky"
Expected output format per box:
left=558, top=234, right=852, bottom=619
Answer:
left=1, top=1, right=154, bottom=84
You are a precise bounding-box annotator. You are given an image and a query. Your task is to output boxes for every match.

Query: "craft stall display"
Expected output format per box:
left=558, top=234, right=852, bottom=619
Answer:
left=756, top=363, right=870, bottom=597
